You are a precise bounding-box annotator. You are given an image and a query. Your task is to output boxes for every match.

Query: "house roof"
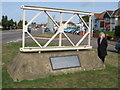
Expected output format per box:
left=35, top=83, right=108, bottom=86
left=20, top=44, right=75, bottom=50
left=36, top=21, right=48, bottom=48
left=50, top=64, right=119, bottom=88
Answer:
left=94, top=13, right=101, bottom=18
left=107, top=10, right=113, bottom=16
left=94, top=11, right=106, bottom=19
left=98, top=11, right=106, bottom=18
left=29, top=24, right=47, bottom=27
left=58, top=21, right=75, bottom=25
left=94, top=10, right=113, bottom=19
left=111, top=8, right=120, bottom=17
left=62, top=21, right=75, bottom=25
left=94, top=11, right=106, bottom=18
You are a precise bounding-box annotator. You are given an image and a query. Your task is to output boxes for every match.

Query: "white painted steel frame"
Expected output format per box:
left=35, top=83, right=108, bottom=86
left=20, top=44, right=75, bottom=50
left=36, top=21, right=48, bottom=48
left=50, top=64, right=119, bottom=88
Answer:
left=21, top=5, right=94, bottom=15
left=20, top=45, right=92, bottom=52
left=20, top=5, right=93, bottom=52
left=22, top=10, right=26, bottom=48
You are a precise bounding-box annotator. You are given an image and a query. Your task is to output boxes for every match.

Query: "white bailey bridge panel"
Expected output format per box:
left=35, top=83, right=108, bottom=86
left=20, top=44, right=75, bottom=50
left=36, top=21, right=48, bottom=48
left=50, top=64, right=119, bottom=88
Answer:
left=20, top=5, right=94, bottom=52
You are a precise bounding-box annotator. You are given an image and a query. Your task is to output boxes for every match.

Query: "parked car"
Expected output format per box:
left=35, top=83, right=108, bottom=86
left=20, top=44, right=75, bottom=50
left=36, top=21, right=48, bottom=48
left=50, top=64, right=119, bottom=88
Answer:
left=28, top=27, right=32, bottom=33
left=115, top=39, right=120, bottom=53
left=64, top=28, right=76, bottom=33
left=70, top=29, right=76, bottom=34
left=74, top=30, right=80, bottom=35
left=44, top=27, right=50, bottom=32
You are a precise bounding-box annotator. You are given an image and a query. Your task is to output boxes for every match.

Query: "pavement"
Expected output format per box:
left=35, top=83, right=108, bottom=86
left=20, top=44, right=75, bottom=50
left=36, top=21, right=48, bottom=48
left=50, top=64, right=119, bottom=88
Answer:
left=1, top=29, right=117, bottom=53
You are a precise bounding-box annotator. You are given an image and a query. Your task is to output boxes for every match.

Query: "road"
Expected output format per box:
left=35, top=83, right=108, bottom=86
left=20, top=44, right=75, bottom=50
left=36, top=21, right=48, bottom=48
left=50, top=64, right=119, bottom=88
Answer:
left=1, top=29, right=42, bottom=43
left=1, top=29, right=117, bottom=53
left=2, top=29, right=22, bottom=43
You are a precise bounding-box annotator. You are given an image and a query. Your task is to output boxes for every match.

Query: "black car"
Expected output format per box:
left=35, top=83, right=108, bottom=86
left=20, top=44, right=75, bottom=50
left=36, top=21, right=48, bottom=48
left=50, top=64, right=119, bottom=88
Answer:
left=115, top=39, right=120, bottom=53
left=44, top=27, right=50, bottom=32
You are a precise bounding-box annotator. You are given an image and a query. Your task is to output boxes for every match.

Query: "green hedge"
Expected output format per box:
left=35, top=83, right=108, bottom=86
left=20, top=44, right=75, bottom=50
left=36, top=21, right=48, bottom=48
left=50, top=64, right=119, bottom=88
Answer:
left=93, top=31, right=114, bottom=37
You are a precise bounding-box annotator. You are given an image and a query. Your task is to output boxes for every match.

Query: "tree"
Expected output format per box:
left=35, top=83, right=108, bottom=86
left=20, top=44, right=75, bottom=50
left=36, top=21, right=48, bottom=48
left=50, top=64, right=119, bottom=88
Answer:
left=17, top=20, right=22, bottom=29
left=1, top=15, right=16, bottom=30
left=82, top=15, right=89, bottom=22
left=7, top=19, right=15, bottom=29
left=17, top=20, right=28, bottom=29
left=31, top=22, right=36, bottom=24
left=2, top=15, right=8, bottom=30
left=1, top=15, right=28, bottom=30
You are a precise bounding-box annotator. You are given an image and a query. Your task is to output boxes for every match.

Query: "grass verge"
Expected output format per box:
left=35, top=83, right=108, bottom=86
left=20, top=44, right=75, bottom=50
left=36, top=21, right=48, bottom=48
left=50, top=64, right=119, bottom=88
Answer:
left=2, top=42, right=119, bottom=88
left=32, top=32, right=66, bottom=38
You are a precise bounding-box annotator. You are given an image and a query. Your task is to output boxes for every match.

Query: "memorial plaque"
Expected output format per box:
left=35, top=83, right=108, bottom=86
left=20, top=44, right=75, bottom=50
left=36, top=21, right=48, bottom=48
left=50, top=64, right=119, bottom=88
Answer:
left=50, top=55, right=80, bottom=70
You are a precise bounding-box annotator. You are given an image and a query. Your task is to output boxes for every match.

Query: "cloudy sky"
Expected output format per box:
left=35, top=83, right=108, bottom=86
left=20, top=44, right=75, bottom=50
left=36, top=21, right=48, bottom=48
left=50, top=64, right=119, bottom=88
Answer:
left=1, top=1, right=119, bottom=24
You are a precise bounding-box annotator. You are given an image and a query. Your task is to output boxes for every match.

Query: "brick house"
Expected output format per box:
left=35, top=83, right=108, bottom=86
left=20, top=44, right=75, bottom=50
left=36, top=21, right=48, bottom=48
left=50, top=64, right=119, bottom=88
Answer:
left=94, top=10, right=113, bottom=31
left=110, top=8, right=120, bottom=31
left=60, top=21, right=76, bottom=28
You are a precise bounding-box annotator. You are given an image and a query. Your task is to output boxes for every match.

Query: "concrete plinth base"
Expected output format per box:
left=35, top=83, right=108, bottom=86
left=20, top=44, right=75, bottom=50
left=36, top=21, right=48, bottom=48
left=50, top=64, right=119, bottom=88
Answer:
left=8, top=50, right=104, bottom=82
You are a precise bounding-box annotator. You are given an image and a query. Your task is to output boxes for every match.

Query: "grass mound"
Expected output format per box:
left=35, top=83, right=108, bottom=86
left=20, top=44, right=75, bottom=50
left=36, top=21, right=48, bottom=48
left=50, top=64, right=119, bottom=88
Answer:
left=2, top=42, right=119, bottom=88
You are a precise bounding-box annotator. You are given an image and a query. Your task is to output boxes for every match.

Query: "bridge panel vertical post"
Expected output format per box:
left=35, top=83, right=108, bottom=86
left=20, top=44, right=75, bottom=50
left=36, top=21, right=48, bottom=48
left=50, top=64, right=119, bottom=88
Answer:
left=59, top=12, right=62, bottom=46
left=22, top=10, right=25, bottom=48
left=88, top=15, right=92, bottom=46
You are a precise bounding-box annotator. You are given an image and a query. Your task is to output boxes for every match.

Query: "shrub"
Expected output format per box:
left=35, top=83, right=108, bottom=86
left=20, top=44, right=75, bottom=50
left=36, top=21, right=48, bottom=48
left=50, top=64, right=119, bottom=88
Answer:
left=114, top=26, right=120, bottom=36
left=93, top=31, right=114, bottom=37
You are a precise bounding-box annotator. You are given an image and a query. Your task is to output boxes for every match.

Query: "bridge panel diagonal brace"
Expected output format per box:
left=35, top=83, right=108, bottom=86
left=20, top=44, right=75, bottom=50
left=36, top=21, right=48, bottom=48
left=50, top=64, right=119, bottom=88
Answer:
left=76, top=32, right=89, bottom=46
left=27, top=31, right=42, bottom=48
left=63, top=32, right=75, bottom=46
left=63, top=14, right=76, bottom=27
left=45, top=11, right=59, bottom=28
left=26, top=11, right=42, bottom=27
left=77, top=14, right=90, bottom=30
left=43, top=31, right=59, bottom=47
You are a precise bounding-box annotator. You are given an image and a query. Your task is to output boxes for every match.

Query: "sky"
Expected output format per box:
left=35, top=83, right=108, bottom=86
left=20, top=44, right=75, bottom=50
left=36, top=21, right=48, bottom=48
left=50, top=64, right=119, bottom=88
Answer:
left=1, top=2, right=119, bottom=24
left=1, top=0, right=120, bottom=2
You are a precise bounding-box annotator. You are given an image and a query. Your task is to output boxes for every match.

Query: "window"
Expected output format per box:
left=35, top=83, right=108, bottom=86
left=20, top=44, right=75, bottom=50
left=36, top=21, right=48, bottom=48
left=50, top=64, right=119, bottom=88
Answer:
left=106, top=18, right=110, bottom=22
left=111, top=18, right=115, bottom=24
